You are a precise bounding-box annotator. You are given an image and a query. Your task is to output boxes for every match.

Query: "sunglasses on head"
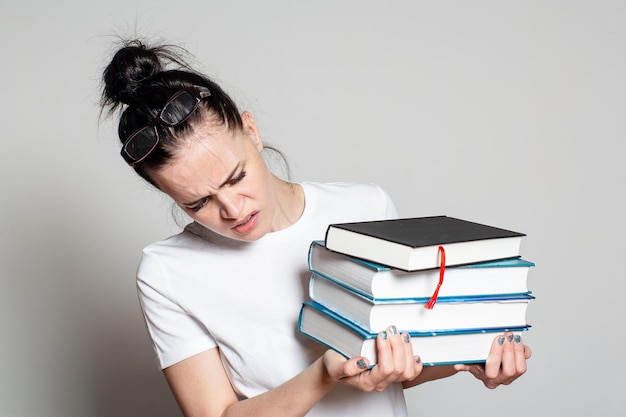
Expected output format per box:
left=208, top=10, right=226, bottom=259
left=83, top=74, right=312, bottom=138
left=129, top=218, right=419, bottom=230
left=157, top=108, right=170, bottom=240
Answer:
left=121, top=85, right=211, bottom=166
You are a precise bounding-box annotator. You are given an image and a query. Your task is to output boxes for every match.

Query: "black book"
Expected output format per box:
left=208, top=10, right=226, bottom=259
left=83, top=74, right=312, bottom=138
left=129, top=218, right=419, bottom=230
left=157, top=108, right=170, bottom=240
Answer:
left=325, top=216, right=525, bottom=272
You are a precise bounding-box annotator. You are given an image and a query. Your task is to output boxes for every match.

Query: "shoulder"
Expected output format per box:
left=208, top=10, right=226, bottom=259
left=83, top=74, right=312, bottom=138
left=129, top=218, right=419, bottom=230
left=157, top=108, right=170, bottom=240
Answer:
left=302, top=181, right=390, bottom=201
left=301, top=181, right=398, bottom=221
left=137, top=227, right=212, bottom=285
left=141, top=227, right=206, bottom=259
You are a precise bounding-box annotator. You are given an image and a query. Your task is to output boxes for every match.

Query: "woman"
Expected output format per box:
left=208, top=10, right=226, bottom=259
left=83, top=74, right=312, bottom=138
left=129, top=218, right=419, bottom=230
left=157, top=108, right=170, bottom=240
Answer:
left=101, top=39, right=531, bottom=417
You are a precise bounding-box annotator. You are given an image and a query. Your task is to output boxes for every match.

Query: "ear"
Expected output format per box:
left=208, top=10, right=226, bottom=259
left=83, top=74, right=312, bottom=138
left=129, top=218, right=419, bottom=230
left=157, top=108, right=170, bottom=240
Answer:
left=241, top=111, right=263, bottom=152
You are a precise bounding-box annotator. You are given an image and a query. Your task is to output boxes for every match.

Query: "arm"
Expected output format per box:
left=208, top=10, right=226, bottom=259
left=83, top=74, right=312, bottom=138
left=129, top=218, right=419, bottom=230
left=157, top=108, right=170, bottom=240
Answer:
left=401, top=365, right=459, bottom=388
left=164, top=348, right=339, bottom=417
left=164, top=327, right=423, bottom=417
left=402, top=331, right=532, bottom=390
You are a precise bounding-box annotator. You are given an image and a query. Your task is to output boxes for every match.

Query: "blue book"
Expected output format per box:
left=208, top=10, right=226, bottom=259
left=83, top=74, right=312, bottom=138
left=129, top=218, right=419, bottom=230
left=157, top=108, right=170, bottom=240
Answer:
left=298, top=301, right=530, bottom=367
left=308, top=240, right=535, bottom=300
left=309, top=273, right=534, bottom=333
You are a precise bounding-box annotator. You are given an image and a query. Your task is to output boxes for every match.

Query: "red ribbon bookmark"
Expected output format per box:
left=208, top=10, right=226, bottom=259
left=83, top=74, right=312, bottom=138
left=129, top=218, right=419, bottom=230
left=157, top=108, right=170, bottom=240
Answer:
left=425, top=246, right=446, bottom=309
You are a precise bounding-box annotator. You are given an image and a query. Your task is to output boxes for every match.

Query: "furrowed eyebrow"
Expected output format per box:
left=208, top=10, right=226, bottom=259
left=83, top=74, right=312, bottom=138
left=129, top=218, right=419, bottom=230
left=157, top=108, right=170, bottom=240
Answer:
left=181, top=164, right=241, bottom=207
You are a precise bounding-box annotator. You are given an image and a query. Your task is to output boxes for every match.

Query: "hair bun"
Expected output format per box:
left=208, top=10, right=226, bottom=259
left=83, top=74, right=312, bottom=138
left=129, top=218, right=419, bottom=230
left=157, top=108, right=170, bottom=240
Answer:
left=103, top=40, right=163, bottom=106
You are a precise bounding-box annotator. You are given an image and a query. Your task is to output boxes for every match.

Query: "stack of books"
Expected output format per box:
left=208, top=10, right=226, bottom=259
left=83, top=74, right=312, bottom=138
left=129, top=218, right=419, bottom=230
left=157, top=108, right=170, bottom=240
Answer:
left=298, top=215, right=535, bottom=366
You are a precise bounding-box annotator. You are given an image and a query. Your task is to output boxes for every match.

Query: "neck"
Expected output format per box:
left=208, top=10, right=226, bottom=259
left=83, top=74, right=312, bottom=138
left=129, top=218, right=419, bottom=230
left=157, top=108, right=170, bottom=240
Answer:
left=270, top=176, right=304, bottom=232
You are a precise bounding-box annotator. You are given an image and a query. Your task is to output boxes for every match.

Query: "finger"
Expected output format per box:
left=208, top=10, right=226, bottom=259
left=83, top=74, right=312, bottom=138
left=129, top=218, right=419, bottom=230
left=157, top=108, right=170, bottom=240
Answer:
left=382, top=328, right=424, bottom=386
left=455, top=363, right=486, bottom=381
left=374, top=328, right=392, bottom=373
left=386, top=327, right=420, bottom=381
left=523, top=344, right=532, bottom=360
left=323, top=349, right=369, bottom=380
left=484, top=333, right=506, bottom=379
left=348, top=329, right=393, bottom=392
left=387, top=326, right=408, bottom=374
left=453, top=363, right=475, bottom=373
left=401, top=332, right=422, bottom=380
left=372, top=326, right=403, bottom=381
left=498, top=333, right=517, bottom=380
left=454, top=363, right=469, bottom=372
left=412, top=353, right=424, bottom=379
left=512, top=334, right=528, bottom=375
left=346, top=356, right=371, bottom=377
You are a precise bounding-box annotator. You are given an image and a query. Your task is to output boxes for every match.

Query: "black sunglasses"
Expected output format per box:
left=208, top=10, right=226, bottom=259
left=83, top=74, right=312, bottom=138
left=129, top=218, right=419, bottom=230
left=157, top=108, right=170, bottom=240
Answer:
left=121, top=85, right=211, bottom=166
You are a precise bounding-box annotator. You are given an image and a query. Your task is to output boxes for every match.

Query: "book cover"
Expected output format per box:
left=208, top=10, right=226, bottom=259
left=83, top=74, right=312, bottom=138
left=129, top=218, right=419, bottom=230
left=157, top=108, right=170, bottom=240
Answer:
left=298, top=301, right=530, bottom=367
left=309, top=273, right=534, bottom=333
left=325, top=216, right=526, bottom=271
left=308, top=241, right=534, bottom=299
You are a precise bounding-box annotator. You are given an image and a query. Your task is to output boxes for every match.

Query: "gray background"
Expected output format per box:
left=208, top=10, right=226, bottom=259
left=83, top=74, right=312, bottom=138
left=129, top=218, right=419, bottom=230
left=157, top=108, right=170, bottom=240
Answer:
left=2, top=1, right=624, bottom=416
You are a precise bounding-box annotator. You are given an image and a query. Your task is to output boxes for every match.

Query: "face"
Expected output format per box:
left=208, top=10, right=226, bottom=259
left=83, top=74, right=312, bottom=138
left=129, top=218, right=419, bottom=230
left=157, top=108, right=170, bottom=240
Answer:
left=149, top=112, right=284, bottom=242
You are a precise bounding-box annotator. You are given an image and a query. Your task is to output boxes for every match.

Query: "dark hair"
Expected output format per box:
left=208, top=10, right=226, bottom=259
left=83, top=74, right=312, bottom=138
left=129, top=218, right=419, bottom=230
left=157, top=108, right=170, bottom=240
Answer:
left=100, top=40, right=244, bottom=185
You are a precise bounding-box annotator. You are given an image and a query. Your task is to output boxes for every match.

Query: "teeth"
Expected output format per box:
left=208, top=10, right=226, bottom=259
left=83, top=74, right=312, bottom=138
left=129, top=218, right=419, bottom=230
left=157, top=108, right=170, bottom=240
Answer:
left=238, top=214, right=253, bottom=227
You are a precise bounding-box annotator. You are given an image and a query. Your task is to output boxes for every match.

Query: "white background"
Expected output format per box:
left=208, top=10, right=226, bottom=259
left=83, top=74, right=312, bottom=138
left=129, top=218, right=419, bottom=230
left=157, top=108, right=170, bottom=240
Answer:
left=1, top=1, right=624, bottom=416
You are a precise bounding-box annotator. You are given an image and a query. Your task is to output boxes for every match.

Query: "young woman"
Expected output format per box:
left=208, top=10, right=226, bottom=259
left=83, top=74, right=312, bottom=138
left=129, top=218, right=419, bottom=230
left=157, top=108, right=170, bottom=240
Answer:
left=101, top=40, right=531, bottom=417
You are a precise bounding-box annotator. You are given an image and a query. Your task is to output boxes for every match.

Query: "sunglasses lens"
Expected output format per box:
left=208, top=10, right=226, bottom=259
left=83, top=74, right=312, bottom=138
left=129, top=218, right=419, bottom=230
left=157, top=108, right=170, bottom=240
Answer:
left=161, top=91, right=198, bottom=125
left=123, top=126, right=158, bottom=162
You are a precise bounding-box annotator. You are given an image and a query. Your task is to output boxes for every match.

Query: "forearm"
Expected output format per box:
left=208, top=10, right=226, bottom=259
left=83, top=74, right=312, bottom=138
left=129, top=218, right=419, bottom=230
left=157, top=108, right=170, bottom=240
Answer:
left=402, top=365, right=458, bottom=389
left=221, top=357, right=337, bottom=417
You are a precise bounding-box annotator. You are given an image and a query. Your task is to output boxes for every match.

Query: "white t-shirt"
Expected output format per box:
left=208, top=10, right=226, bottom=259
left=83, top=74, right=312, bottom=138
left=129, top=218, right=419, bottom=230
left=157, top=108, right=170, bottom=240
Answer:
left=137, top=182, right=409, bottom=416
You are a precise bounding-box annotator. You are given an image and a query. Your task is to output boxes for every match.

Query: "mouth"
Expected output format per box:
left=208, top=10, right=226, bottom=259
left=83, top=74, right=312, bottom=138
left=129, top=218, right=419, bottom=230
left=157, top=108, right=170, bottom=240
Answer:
left=231, top=211, right=259, bottom=235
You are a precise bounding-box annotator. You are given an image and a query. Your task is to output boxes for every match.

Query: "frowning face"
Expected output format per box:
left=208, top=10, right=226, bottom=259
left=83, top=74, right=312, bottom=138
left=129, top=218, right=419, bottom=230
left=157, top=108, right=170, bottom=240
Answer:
left=150, top=112, right=294, bottom=242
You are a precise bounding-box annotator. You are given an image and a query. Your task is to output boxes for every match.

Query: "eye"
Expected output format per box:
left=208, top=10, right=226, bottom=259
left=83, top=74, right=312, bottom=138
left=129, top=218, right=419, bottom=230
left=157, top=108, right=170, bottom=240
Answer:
left=188, top=170, right=245, bottom=213
left=190, top=197, right=209, bottom=213
left=229, top=170, right=246, bottom=185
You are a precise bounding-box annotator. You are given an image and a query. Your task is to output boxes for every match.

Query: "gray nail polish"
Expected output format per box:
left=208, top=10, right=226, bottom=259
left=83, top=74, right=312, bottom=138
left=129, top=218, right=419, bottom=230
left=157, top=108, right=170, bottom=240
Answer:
left=357, top=359, right=367, bottom=369
left=498, top=336, right=505, bottom=345
left=403, top=333, right=410, bottom=343
left=389, top=325, right=398, bottom=335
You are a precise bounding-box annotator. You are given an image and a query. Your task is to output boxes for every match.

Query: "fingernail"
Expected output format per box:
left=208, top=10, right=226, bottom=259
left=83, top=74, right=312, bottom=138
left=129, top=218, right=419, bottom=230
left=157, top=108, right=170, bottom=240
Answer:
left=514, top=335, right=521, bottom=343
left=380, top=331, right=388, bottom=340
left=507, top=334, right=514, bottom=343
left=357, top=359, right=367, bottom=369
left=416, top=356, right=421, bottom=364
left=403, top=333, right=410, bottom=343
left=498, top=336, right=505, bottom=345
left=389, top=325, right=398, bottom=335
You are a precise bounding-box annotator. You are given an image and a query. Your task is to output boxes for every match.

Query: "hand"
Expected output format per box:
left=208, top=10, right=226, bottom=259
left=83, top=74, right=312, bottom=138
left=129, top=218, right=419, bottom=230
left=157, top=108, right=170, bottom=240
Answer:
left=323, top=325, right=423, bottom=392
left=454, top=331, right=532, bottom=389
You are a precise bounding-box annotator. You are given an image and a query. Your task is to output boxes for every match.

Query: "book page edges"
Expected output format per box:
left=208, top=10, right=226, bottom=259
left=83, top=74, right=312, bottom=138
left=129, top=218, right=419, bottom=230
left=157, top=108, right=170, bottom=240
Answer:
left=326, top=226, right=523, bottom=271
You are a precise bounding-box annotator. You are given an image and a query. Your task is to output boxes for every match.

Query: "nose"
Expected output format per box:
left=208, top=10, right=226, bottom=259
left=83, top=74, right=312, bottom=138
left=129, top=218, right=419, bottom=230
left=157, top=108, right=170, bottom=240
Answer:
left=216, top=190, right=242, bottom=219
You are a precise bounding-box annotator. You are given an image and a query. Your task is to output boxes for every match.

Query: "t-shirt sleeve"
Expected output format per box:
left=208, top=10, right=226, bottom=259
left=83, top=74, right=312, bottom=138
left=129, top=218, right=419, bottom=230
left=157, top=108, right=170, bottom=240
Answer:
left=375, top=184, right=399, bottom=220
left=137, top=247, right=218, bottom=369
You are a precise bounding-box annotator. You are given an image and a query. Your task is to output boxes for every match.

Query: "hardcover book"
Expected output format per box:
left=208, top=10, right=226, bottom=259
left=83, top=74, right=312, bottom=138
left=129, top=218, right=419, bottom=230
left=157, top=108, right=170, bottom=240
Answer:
left=298, top=301, right=529, bottom=366
left=309, top=273, right=533, bottom=333
left=308, top=240, right=534, bottom=300
left=324, top=216, right=525, bottom=271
